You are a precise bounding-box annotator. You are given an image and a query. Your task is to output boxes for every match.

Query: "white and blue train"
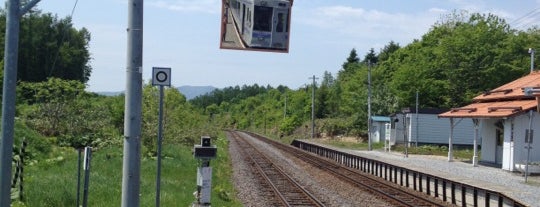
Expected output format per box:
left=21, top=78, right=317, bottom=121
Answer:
left=229, top=0, right=291, bottom=50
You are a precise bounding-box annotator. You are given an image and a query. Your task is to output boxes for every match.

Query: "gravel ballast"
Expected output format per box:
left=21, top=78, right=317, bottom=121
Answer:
left=228, top=132, right=393, bottom=207
left=303, top=139, right=540, bottom=207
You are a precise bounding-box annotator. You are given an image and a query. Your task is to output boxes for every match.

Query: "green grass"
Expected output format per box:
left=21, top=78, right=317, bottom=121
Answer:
left=392, top=144, right=477, bottom=161
left=20, top=134, right=242, bottom=207
left=313, top=138, right=386, bottom=150
left=305, top=137, right=476, bottom=161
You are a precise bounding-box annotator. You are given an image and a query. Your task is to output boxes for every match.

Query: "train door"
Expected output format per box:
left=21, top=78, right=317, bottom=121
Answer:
left=271, top=8, right=288, bottom=49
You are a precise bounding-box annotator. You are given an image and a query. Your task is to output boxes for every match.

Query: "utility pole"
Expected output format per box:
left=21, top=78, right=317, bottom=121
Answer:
left=121, top=0, right=143, bottom=206
left=284, top=93, right=287, bottom=119
left=415, top=90, right=419, bottom=147
left=529, top=48, right=535, bottom=73
left=309, top=75, right=318, bottom=138
left=0, top=1, right=39, bottom=206
left=367, top=60, right=372, bottom=151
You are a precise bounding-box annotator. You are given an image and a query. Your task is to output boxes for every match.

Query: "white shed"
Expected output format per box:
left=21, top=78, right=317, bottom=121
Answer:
left=370, top=116, right=391, bottom=143
left=390, top=108, right=475, bottom=146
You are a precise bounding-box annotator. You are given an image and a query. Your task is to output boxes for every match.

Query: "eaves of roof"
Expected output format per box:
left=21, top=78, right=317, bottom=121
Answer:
left=439, top=99, right=537, bottom=118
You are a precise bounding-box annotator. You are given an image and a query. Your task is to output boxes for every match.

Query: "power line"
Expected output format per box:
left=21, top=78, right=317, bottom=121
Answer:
left=509, top=7, right=540, bottom=25
left=49, top=0, right=80, bottom=77
left=510, top=7, right=540, bottom=30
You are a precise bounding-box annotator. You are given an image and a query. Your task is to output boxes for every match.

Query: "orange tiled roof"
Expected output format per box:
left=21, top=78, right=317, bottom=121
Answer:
left=440, top=71, right=540, bottom=118
left=474, top=71, right=540, bottom=101
left=439, top=100, right=537, bottom=118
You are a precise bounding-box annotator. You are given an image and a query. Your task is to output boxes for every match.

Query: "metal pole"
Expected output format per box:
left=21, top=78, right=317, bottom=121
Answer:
left=529, top=48, right=535, bottom=73
left=284, top=93, right=287, bottom=119
left=309, top=75, right=318, bottom=138
left=448, top=118, right=454, bottom=162
left=525, top=110, right=533, bottom=182
left=0, top=1, right=21, bottom=205
left=472, top=119, right=479, bottom=167
left=82, top=147, right=92, bottom=207
left=77, top=148, right=82, bottom=207
left=368, top=61, right=372, bottom=151
left=403, top=113, right=408, bottom=157
left=156, top=86, right=164, bottom=207
left=122, top=0, right=143, bottom=206
left=415, top=90, right=419, bottom=147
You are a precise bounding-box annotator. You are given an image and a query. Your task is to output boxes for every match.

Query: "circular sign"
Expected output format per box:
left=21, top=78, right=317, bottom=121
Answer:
left=156, top=71, right=168, bottom=83
left=152, top=67, right=171, bottom=86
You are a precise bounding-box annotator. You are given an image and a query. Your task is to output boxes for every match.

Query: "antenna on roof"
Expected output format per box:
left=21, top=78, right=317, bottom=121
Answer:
left=529, top=48, right=535, bottom=73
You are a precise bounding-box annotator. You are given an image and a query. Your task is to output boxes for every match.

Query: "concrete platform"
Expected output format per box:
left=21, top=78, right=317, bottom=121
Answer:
left=299, top=139, right=540, bottom=206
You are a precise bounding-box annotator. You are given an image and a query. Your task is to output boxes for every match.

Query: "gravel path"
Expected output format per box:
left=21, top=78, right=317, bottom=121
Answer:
left=228, top=132, right=393, bottom=207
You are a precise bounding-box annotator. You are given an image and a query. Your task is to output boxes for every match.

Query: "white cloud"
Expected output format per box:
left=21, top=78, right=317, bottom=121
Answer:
left=148, top=0, right=220, bottom=14
left=317, top=5, right=365, bottom=17
left=296, top=5, right=439, bottom=46
left=429, top=8, right=448, bottom=14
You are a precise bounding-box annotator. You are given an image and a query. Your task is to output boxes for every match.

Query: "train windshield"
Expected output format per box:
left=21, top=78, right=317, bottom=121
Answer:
left=253, top=6, right=273, bottom=32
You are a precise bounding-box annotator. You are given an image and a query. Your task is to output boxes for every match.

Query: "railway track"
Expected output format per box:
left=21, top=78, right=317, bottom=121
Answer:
left=240, top=131, right=451, bottom=207
left=228, top=131, right=326, bottom=207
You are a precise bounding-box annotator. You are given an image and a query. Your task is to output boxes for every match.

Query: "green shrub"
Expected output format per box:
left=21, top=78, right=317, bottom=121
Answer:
left=279, top=115, right=302, bottom=135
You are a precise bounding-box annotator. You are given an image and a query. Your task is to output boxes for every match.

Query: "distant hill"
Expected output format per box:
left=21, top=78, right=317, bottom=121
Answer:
left=95, top=91, right=124, bottom=96
left=177, top=85, right=217, bottom=100
left=95, top=91, right=123, bottom=96
left=94, top=85, right=216, bottom=100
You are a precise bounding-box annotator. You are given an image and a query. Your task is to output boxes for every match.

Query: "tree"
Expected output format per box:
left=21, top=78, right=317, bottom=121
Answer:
left=378, top=41, right=400, bottom=63
left=316, top=71, right=337, bottom=118
left=3, top=11, right=92, bottom=83
left=383, top=12, right=532, bottom=108
left=363, top=48, right=378, bottom=64
left=339, top=48, right=361, bottom=79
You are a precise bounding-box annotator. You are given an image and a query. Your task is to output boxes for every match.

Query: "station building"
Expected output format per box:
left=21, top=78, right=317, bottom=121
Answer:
left=440, top=71, right=540, bottom=172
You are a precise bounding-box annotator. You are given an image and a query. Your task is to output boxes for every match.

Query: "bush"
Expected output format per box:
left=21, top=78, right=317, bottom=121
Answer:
left=279, top=115, right=302, bottom=135
left=318, top=118, right=350, bottom=137
left=14, top=120, right=51, bottom=161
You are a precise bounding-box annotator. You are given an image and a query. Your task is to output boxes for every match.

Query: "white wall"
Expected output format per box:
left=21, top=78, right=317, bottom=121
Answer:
left=480, top=114, right=540, bottom=171
left=372, top=121, right=389, bottom=143
left=511, top=113, right=540, bottom=170
left=409, top=114, right=475, bottom=145
left=480, top=119, right=497, bottom=163
left=391, top=113, right=475, bottom=146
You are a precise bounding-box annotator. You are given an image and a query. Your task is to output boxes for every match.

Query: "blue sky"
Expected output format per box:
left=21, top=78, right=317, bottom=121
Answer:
left=35, top=0, right=540, bottom=92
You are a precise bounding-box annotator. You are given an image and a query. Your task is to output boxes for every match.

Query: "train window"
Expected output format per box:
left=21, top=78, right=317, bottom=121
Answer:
left=276, top=13, right=284, bottom=32
left=285, top=12, right=290, bottom=33
left=253, top=6, right=272, bottom=32
left=220, top=0, right=293, bottom=53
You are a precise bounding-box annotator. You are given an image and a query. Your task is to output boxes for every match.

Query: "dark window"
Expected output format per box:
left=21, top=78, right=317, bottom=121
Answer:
left=496, top=128, right=503, bottom=146
left=286, top=12, right=290, bottom=33
left=254, top=6, right=273, bottom=32
left=277, top=13, right=284, bottom=32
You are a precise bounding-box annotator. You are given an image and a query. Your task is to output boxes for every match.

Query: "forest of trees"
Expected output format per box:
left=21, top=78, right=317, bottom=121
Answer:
left=192, top=12, right=540, bottom=138
left=3, top=8, right=540, bottom=205
left=0, top=10, right=92, bottom=84
left=5, top=9, right=540, bottom=167
left=3, top=9, right=214, bottom=157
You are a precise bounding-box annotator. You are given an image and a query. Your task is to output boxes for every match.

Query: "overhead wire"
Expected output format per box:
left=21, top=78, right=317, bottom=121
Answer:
left=49, top=0, right=80, bottom=77
left=510, top=7, right=540, bottom=30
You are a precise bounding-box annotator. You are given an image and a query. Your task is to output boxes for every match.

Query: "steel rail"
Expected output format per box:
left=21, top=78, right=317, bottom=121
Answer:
left=242, top=131, right=449, bottom=207
left=229, top=131, right=326, bottom=207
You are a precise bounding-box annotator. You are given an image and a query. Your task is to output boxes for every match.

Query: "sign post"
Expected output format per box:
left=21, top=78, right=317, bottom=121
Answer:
left=384, top=123, right=391, bottom=152
left=193, top=136, right=217, bottom=207
left=152, top=67, right=171, bottom=207
left=525, top=110, right=534, bottom=182
left=82, top=146, right=92, bottom=207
